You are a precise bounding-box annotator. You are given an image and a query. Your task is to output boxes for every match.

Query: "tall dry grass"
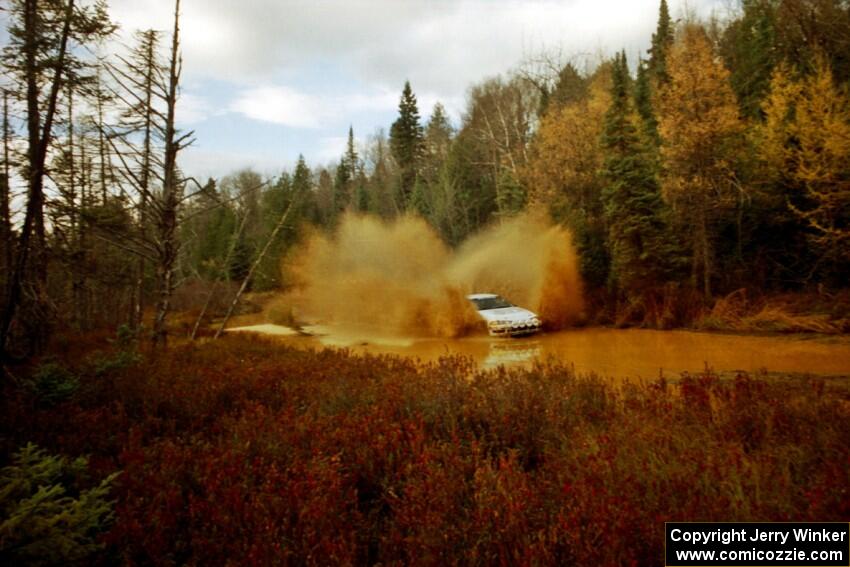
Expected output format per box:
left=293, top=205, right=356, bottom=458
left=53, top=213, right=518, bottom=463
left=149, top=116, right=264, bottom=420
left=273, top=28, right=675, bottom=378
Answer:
left=698, top=289, right=850, bottom=333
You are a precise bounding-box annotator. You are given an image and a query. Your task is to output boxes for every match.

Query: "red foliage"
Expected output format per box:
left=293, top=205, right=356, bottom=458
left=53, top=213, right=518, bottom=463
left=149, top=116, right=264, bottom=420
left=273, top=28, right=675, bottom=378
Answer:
left=2, top=334, right=848, bottom=565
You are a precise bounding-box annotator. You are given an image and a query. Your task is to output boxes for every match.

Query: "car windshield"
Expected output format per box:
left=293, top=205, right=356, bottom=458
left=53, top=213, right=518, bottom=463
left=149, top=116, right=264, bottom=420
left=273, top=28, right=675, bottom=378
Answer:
left=470, top=296, right=513, bottom=311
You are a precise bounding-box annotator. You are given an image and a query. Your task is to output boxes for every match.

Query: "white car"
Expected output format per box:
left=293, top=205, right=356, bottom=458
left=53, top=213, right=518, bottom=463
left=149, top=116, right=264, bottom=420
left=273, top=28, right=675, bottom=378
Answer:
left=467, top=293, right=542, bottom=337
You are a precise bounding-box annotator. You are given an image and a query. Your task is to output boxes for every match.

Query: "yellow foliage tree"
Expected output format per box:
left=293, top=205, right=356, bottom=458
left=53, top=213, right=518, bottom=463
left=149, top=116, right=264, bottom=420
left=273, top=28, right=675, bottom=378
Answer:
left=758, top=57, right=850, bottom=264
left=757, top=63, right=802, bottom=184
left=522, top=66, right=613, bottom=287
left=785, top=57, right=850, bottom=260
left=658, top=25, right=743, bottom=299
left=522, top=67, right=611, bottom=218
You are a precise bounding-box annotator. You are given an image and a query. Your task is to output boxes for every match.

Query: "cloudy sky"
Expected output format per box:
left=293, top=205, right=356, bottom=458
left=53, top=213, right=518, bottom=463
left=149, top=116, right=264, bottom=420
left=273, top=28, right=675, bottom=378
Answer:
left=62, top=0, right=730, bottom=178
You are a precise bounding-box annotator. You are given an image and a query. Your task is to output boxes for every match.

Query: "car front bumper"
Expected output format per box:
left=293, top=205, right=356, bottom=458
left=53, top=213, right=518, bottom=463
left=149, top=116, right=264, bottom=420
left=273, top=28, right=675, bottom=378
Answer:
left=487, top=322, right=542, bottom=337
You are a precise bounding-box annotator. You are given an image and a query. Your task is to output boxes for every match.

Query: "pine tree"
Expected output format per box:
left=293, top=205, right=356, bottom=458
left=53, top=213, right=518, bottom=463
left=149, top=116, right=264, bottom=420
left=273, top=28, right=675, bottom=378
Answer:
left=720, top=0, right=777, bottom=119
left=495, top=170, right=526, bottom=217
left=547, top=63, right=588, bottom=112
left=292, top=154, right=312, bottom=196
left=422, top=102, right=453, bottom=185
left=389, top=81, right=424, bottom=209
left=634, top=59, right=660, bottom=149
left=344, top=125, right=358, bottom=172
left=601, top=52, right=679, bottom=302
left=332, top=126, right=358, bottom=215
left=648, top=0, right=675, bottom=85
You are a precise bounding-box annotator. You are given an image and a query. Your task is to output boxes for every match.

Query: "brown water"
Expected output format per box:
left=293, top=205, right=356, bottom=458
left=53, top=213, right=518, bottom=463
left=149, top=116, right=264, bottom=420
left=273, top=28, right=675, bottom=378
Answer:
left=226, top=322, right=850, bottom=380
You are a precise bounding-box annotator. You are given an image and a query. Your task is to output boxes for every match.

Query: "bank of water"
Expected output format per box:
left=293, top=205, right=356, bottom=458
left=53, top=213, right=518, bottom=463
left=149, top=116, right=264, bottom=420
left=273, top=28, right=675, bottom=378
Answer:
left=226, top=323, right=850, bottom=380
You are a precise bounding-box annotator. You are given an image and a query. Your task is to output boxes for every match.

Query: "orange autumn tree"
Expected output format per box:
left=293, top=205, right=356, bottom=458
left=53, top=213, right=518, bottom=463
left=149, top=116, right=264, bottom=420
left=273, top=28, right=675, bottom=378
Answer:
left=523, top=67, right=611, bottom=215
left=658, top=25, right=743, bottom=299
left=522, top=64, right=612, bottom=288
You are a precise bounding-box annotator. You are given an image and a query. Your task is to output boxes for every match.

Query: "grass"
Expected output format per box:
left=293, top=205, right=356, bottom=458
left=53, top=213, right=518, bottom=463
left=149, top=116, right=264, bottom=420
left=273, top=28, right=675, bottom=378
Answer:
left=1, top=332, right=848, bottom=565
left=697, top=289, right=850, bottom=334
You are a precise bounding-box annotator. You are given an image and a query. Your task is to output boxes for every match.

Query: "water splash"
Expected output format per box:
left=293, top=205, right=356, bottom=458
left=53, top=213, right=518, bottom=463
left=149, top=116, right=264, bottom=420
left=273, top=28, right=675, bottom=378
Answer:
left=287, top=212, right=584, bottom=337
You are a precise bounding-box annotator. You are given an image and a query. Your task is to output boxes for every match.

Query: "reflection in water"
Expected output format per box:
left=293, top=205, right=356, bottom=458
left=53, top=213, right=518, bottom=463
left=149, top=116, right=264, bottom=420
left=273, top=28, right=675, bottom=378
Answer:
left=225, top=322, right=850, bottom=380
left=484, top=339, right=542, bottom=368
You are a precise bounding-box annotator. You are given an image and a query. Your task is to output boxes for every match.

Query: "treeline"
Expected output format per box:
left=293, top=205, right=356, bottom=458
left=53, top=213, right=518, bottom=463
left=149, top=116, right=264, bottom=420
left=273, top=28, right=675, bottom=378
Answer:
left=1, top=0, right=849, bottom=360
left=179, top=0, right=850, bottom=328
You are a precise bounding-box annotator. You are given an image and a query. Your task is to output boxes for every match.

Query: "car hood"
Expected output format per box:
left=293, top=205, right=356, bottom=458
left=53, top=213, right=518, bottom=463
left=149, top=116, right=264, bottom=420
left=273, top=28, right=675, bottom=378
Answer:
left=477, top=306, right=538, bottom=323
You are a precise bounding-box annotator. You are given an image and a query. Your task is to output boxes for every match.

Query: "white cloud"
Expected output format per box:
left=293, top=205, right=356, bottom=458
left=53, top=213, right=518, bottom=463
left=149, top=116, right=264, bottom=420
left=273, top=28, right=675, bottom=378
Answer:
left=108, top=0, right=728, bottom=98
left=316, top=136, right=348, bottom=163
left=227, top=82, right=464, bottom=131
left=230, top=86, right=325, bottom=128
left=98, top=0, right=731, bottom=171
left=177, top=92, right=213, bottom=125
left=179, top=146, right=283, bottom=179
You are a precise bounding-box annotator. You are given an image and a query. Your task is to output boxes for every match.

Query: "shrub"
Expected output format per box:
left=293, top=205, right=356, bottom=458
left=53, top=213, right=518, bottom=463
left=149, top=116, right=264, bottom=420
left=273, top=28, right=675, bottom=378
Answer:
left=26, top=362, right=79, bottom=406
left=0, top=444, right=118, bottom=566
left=88, top=350, right=142, bottom=378
left=2, top=335, right=848, bottom=564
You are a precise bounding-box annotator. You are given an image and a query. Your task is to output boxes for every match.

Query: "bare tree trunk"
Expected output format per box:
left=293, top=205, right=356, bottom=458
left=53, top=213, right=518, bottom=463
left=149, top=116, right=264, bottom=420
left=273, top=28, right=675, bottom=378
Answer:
left=215, top=198, right=295, bottom=338
left=66, top=87, right=84, bottom=329
left=96, top=68, right=110, bottom=205
left=701, top=212, right=712, bottom=301
left=131, top=30, right=157, bottom=330
left=152, top=0, right=184, bottom=348
left=1, top=91, right=12, bottom=287
left=78, top=139, right=91, bottom=328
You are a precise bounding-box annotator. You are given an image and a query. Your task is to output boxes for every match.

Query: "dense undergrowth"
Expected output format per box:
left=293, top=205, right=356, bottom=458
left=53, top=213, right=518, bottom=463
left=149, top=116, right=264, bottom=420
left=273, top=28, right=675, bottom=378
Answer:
left=1, top=333, right=848, bottom=565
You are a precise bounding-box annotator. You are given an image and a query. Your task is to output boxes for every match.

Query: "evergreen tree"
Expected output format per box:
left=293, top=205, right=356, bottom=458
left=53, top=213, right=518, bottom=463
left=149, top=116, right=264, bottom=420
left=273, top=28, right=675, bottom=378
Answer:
left=292, top=155, right=311, bottom=192
left=549, top=63, right=589, bottom=110
left=410, top=177, right=430, bottom=219
left=423, top=102, right=453, bottom=185
left=648, top=0, right=675, bottom=85
left=634, top=59, right=661, bottom=149
left=495, top=170, right=526, bottom=217
left=332, top=126, right=358, bottom=215
left=255, top=173, right=292, bottom=289
left=389, top=81, right=424, bottom=209
left=601, top=52, right=679, bottom=302
left=773, top=0, right=850, bottom=85
left=720, top=0, right=778, bottom=119
left=344, top=125, right=359, bottom=172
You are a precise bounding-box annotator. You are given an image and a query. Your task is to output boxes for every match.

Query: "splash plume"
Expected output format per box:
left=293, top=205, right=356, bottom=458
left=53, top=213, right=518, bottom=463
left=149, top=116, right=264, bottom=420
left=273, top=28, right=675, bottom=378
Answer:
left=288, top=212, right=584, bottom=337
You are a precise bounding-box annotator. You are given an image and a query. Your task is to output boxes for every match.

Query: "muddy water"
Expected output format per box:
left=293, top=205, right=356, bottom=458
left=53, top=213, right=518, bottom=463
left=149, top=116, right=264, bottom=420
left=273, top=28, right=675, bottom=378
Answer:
left=227, top=322, right=850, bottom=380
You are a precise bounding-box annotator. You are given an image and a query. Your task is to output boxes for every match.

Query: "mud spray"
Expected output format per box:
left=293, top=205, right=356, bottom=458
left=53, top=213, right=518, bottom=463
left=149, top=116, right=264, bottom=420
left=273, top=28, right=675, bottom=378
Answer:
left=286, top=212, right=584, bottom=337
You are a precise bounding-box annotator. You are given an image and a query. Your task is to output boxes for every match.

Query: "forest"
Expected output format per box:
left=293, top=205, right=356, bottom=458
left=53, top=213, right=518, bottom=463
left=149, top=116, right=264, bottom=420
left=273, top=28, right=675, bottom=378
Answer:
left=0, top=0, right=849, bottom=565
left=1, top=0, right=849, bottom=354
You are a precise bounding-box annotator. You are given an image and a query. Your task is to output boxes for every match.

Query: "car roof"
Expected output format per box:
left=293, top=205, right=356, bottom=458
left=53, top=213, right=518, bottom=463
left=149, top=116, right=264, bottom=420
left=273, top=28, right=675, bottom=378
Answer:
left=467, top=293, right=499, bottom=300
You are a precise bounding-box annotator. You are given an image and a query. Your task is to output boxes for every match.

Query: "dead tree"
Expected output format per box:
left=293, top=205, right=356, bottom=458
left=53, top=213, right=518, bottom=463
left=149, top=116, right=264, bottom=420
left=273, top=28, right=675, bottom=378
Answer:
left=1, top=91, right=13, bottom=291
left=0, top=0, right=114, bottom=362
left=102, top=0, right=194, bottom=347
